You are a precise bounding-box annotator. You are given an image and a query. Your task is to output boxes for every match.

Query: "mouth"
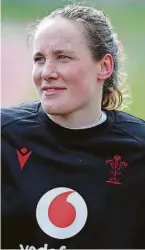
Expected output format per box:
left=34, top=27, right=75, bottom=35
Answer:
left=42, top=86, right=67, bottom=96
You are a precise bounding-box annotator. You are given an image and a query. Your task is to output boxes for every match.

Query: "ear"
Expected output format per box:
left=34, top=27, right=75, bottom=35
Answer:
left=97, top=54, right=114, bottom=83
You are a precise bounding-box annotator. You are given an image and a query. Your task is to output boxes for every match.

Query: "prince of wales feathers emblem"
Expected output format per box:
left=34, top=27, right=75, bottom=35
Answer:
left=106, top=155, right=128, bottom=184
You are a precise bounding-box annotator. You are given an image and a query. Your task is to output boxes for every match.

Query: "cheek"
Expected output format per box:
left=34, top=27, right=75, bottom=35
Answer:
left=32, top=66, right=41, bottom=86
left=70, top=64, right=97, bottom=101
left=64, top=63, right=88, bottom=84
left=71, top=64, right=93, bottom=91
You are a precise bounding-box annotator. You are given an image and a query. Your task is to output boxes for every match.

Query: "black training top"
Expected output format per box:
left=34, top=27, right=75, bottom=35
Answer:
left=1, top=102, right=145, bottom=249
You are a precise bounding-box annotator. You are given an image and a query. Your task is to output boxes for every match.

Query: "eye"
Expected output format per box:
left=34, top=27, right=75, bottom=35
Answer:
left=34, top=57, right=45, bottom=64
left=57, top=55, right=70, bottom=60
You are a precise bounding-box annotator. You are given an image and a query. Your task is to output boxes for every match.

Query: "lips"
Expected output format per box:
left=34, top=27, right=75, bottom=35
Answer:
left=42, top=86, right=66, bottom=96
left=42, top=86, right=66, bottom=91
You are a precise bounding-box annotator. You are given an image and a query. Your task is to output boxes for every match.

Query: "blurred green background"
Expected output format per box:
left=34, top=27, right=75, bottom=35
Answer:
left=1, top=0, right=145, bottom=119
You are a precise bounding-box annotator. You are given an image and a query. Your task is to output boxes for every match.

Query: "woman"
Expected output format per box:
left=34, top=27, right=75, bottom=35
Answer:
left=1, top=3, right=145, bottom=249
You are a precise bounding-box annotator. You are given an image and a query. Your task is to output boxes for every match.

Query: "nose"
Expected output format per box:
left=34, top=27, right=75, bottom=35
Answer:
left=41, top=60, right=58, bottom=81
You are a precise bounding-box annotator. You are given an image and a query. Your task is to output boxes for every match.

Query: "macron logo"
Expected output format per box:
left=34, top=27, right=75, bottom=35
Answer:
left=16, top=148, right=32, bottom=169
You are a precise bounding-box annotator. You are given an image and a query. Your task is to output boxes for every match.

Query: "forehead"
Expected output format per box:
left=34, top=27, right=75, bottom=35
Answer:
left=33, top=17, right=87, bottom=52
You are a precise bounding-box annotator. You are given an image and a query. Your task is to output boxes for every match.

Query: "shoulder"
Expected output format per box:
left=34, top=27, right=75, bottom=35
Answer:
left=1, top=101, right=40, bottom=129
left=110, top=110, right=145, bottom=147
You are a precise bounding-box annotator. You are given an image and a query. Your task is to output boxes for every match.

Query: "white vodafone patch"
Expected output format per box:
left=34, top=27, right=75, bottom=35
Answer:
left=36, top=187, right=88, bottom=239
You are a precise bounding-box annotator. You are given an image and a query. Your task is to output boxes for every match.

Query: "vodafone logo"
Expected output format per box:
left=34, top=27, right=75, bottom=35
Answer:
left=36, top=187, right=88, bottom=239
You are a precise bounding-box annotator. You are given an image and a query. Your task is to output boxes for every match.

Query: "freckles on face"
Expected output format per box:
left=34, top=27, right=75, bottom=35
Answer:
left=32, top=18, right=93, bottom=87
left=66, top=56, right=97, bottom=98
left=32, top=17, right=99, bottom=114
left=32, top=64, right=41, bottom=85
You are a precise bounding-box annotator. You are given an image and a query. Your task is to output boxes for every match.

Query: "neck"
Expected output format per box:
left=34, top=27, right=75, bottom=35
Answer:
left=47, top=106, right=102, bottom=129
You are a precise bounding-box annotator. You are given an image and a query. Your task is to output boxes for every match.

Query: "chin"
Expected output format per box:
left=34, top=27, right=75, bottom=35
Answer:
left=41, top=101, right=71, bottom=115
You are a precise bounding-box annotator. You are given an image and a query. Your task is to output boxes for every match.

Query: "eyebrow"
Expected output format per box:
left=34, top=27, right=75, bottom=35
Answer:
left=53, top=49, right=75, bottom=54
left=33, top=52, right=43, bottom=58
left=33, top=49, right=75, bottom=58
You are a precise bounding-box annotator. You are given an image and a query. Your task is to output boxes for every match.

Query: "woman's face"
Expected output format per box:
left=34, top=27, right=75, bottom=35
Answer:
left=32, top=17, right=103, bottom=115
